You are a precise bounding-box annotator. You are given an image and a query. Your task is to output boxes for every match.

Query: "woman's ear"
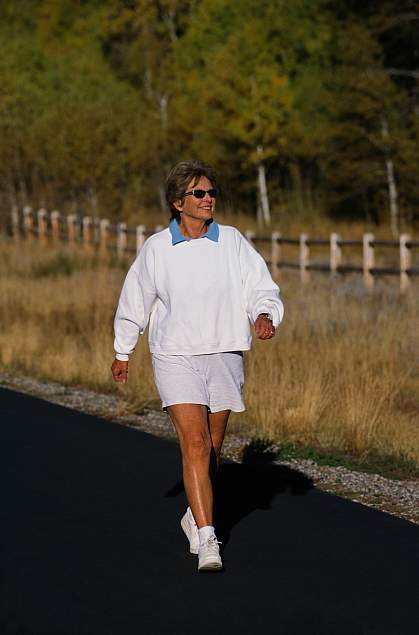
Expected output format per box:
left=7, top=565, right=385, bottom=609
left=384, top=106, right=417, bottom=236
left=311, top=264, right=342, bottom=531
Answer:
left=172, top=199, right=183, bottom=213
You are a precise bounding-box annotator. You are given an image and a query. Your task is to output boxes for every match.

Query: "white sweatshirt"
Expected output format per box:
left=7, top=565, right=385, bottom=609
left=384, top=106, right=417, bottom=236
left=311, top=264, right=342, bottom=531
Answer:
left=113, top=222, right=284, bottom=360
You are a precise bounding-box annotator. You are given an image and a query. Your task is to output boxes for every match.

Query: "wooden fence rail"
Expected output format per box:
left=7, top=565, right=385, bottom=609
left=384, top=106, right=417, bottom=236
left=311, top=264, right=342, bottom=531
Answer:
left=8, top=206, right=419, bottom=292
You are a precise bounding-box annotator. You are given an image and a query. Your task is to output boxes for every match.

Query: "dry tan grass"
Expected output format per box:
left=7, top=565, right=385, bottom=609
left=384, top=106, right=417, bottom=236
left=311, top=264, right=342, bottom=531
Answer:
left=1, top=238, right=418, bottom=465
left=243, top=279, right=419, bottom=462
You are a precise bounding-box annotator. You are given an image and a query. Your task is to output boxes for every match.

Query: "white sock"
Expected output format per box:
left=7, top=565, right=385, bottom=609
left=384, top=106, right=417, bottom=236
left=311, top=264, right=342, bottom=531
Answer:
left=187, top=506, right=197, bottom=526
left=198, top=525, right=216, bottom=546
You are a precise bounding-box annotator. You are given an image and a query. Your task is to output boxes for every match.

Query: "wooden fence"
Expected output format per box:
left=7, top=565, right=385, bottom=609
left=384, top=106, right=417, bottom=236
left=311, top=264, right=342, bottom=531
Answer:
left=8, top=206, right=419, bottom=292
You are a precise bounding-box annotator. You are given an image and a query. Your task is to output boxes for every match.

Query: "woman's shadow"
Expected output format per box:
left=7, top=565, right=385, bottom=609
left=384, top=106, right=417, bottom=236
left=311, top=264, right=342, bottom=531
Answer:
left=165, top=439, right=314, bottom=548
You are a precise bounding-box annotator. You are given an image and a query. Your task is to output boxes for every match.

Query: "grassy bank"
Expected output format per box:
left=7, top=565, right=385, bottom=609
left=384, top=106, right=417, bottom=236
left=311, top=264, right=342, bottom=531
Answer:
left=1, top=238, right=418, bottom=477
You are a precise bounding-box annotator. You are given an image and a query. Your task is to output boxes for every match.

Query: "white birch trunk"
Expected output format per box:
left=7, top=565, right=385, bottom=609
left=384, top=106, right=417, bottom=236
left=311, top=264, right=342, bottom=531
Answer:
left=256, top=197, right=263, bottom=227
left=256, top=145, right=271, bottom=225
left=381, top=118, right=399, bottom=237
left=163, top=8, right=178, bottom=43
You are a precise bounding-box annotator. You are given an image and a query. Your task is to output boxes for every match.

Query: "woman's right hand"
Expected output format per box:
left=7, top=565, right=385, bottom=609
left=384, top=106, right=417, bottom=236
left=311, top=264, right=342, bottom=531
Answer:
left=111, top=359, right=129, bottom=384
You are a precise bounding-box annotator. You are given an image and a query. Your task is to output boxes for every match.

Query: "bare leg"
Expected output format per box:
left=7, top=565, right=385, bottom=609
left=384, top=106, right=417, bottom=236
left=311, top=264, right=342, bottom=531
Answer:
left=208, top=409, right=231, bottom=483
left=166, top=403, right=213, bottom=529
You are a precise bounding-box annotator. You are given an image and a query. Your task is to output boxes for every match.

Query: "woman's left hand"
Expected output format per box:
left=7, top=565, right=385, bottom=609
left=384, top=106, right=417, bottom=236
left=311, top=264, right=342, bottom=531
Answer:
left=254, top=315, right=276, bottom=340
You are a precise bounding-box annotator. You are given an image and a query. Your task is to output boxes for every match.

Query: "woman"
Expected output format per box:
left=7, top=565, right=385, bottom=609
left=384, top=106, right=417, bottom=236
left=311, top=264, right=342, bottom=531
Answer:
left=111, top=160, right=284, bottom=572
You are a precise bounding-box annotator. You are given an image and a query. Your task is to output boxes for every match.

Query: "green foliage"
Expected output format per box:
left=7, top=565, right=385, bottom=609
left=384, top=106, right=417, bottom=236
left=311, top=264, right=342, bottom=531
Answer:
left=0, top=0, right=417, bottom=229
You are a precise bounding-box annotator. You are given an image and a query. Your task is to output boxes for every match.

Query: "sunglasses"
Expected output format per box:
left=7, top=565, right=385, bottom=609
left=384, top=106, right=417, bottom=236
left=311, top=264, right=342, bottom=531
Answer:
left=183, top=188, right=218, bottom=199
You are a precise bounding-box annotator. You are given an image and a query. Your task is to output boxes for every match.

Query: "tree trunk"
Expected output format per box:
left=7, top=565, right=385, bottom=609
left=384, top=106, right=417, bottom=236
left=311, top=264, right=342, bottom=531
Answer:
left=160, top=95, right=168, bottom=138
left=256, top=197, right=263, bottom=227
left=381, top=117, right=399, bottom=236
left=159, top=95, right=170, bottom=215
left=87, top=186, right=98, bottom=217
left=385, top=155, right=398, bottom=236
left=5, top=173, right=17, bottom=208
left=162, top=8, right=178, bottom=43
left=256, top=145, right=271, bottom=225
left=158, top=183, right=167, bottom=214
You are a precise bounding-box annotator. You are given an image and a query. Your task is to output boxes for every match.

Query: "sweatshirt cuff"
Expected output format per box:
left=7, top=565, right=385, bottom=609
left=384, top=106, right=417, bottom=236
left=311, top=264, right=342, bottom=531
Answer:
left=252, top=305, right=282, bottom=328
left=115, top=353, right=129, bottom=361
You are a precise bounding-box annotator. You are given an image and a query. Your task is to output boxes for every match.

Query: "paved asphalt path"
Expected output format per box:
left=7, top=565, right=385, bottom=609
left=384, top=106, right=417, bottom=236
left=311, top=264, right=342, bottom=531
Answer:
left=1, top=387, right=418, bottom=635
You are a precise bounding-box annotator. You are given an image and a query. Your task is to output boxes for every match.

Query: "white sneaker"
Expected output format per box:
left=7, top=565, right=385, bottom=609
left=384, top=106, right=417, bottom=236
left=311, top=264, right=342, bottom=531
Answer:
left=198, top=535, right=223, bottom=571
left=180, top=507, right=199, bottom=555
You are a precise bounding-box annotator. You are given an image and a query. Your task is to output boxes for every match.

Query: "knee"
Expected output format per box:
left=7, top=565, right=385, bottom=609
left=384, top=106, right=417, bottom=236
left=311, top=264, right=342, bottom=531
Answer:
left=183, top=431, right=212, bottom=462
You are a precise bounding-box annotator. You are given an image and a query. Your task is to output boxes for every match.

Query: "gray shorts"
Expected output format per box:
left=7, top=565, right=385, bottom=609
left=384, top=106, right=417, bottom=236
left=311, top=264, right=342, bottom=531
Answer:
left=151, top=351, right=245, bottom=413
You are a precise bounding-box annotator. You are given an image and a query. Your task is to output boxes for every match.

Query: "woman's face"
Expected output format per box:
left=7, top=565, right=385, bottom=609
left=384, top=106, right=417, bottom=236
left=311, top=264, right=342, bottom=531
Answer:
left=174, top=176, right=216, bottom=222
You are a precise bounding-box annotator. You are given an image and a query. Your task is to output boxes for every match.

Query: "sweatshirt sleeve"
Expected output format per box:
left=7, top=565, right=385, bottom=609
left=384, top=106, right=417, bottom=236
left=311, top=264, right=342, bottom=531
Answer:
left=113, top=241, right=157, bottom=361
left=237, top=230, right=284, bottom=328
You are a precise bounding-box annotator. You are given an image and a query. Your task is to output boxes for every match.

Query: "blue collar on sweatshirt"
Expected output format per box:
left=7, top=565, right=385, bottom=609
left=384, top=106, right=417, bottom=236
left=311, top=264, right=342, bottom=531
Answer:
left=169, top=218, right=219, bottom=245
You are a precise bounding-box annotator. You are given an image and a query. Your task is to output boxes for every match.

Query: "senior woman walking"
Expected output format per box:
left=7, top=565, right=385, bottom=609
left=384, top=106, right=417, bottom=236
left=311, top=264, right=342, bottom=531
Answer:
left=111, top=160, right=284, bottom=572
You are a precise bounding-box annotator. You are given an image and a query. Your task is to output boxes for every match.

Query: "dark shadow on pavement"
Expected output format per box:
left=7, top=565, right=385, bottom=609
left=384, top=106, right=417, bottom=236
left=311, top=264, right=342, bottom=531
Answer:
left=166, top=438, right=314, bottom=548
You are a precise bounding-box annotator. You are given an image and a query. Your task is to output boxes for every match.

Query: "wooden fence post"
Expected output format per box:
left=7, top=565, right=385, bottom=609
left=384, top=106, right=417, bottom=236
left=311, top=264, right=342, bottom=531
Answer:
left=50, top=210, right=61, bottom=242
left=363, top=233, right=375, bottom=288
left=136, top=224, right=146, bottom=254
left=117, top=222, right=127, bottom=257
left=99, top=219, right=109, bottom=256
left=67, top=214, right=77, bottom=245
left=300, top=233, right=309, bottom=283
left=271, top=231, right=281, bottom=277
left=330, top=233, right=342, bottom=276
left=16, top=212, right=413, bottom=292
left=23, top=206, right=33, bottom=240
left=400, top=234, right=411, bottom=293
left=37, top=208, right=47, bottom=244
left=11, top=205, right=19, bottom=238
left=82, top=216, right=93, bottom=246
